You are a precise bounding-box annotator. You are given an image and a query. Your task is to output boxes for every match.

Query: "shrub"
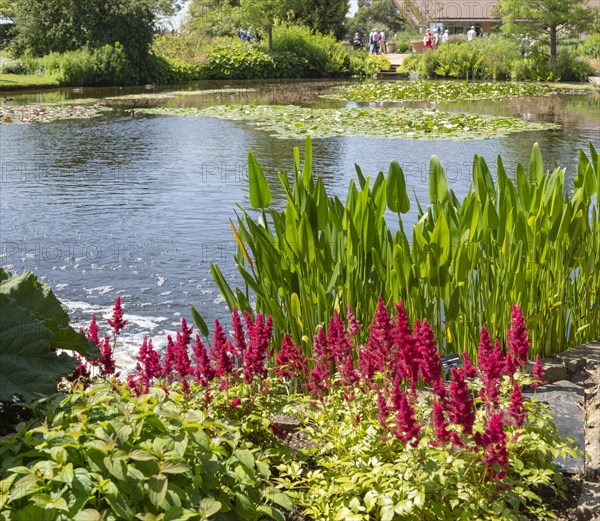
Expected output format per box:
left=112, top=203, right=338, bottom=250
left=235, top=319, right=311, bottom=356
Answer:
left=41, top=43, right=136, bottom=86
left=346, top=50, right=391, bottom=76
left=271, top=25, right=347, bottom=77
left=202, top=43, right=279, bottom=79
left=511, top=48, right=595, bottom=81
left=578, top=33, right=600, bottom=59
left=0, top=57, right=28, bottom=74
left=418, top=36, right=519, bottom=80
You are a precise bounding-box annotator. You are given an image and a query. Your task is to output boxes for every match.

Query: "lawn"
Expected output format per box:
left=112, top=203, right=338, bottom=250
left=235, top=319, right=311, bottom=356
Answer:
left=0, top=73, right=59, bottom=90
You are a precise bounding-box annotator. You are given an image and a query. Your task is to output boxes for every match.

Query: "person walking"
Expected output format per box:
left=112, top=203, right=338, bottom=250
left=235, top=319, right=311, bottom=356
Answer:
left=432, top=29, right=439, bottom=49
left=442, top=29, right=449, bottom=43
left=369, top=28, right=377, bottom=54
left=238, top=27, right=246, bottom=42
left=467, top=26, right=476, bottom=41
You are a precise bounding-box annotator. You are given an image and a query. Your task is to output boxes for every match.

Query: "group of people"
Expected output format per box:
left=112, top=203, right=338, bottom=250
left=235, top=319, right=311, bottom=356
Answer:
left=422, top=28, right=449, bottom=49
left=237, top=27, right=256, bottom=43
left=368, top=29, right=387, bottom=54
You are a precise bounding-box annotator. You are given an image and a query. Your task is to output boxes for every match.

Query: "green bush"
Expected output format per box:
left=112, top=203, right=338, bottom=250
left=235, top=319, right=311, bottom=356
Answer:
left=511, top=48, right=595, bottom=81
left=41, top=44, right=136, bottom=86
left=0, top=57, right=28, bottom=74
left=202, top=43, right=279, bottom=79
left=0, top=383, right=292, bottom=521
left=271, top=25, right=346, bottom=77
left=418, top=36, right=519, bottom=80
left=345, top=50, right=391, bottom=76
left=578, top=33, right=600, bottom=59
left=146, top=54, right=207, bottom=85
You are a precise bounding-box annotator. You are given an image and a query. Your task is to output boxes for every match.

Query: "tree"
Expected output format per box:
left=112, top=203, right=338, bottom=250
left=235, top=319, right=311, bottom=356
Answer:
left=241, top=0, right=306, bottom=49
left=183, top=0, right=242, bottom=38
left=498, top=0, right=597, bottom=64
left=347, top=0, right=405, bottom=38
left=295, top=0, right=349, bottom=39
left=11, top=0, right=180, bottom=65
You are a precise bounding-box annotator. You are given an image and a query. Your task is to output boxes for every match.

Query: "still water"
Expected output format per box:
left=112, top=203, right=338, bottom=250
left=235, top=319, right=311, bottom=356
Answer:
left=1, top=80, right=598, bottom=367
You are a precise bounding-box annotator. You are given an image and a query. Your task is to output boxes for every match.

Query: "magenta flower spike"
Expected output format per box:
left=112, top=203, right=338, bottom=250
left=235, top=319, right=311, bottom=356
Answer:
left=346, top=303, right=363, bottom=337
left=447, top=367, right=475, bottom=436
left=231, top=307, right=247, bottom=359
left=508, top=381, right=526, bottom=427
left=531, top=354, right=546, bottom=388
left=192, top=334, right=215, bottom=384
left=416, top=319, right=442, bottom=386
left=462, top=351, right=477, bottom=379
left=107, top=297, right=128, bottom=336
left=393, top=391, right=421, bottom=446
left=210, top=319, right=233, bottom=378
left=275, top=333, right=307, bottom=379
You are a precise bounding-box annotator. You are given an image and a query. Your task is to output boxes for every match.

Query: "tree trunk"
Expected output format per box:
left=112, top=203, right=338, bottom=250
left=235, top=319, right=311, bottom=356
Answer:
left=268, top=26, right=273, bottom=51
left=550, top=23, right=557, bottom=65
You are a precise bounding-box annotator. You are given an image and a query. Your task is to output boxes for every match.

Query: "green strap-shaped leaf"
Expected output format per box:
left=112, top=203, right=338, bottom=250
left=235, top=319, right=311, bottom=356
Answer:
left=529, top=142, right=544, bottom=182
left=387, top=160, right=410, bottom=214
left=189, top=306, right=209, bottom=338
left=248, top=152, right=271, bottom=209
left=302, top=135, right=313, bottom=189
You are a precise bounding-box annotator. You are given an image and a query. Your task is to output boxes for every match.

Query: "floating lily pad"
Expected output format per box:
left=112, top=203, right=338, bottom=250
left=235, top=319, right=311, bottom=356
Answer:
left=140, top=104, right=559, bottom=140
left=322, top=81, right=569, bottom=103
left=0, top=103, right=112, bottom=124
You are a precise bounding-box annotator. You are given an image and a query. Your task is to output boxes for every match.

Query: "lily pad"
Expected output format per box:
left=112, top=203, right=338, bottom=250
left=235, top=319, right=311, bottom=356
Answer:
left=140, top=104, right=559, bottom=140
left=322, top=81, right=570, bottom=103
left=0, top=103, right=112, bottom=124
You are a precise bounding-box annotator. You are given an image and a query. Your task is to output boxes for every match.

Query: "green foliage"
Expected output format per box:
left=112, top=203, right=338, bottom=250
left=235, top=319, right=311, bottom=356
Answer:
left=0, top=383, right=292, bottom=520
left=272, top=25, right=346, bottom=76
left=418, top=36, right=520, bottom=80
left=498, top=0, right=595, bottom=62
left=578, top=33, right=600, bottom=59
left=0, top=57, right=26, bottom=74
left=241, top=0, right=306, bottom=49
left=208, top=138, right=600, bottom=360
left=346, top=0, right=404, bottom=38
left=184, top=0, right=243, bottom=38
left=40, top=44, right=137, bottom=86
left=11, top=0, right=160, bottom=68
left=141, top=103, right=556, bottom=139
left=345, top=50, right=391, bottom=76
left=325, top=80, right=556, bottom=103
left=276, top=382, right=576, bottom=521
left=510, top=48, right=595, bottom=81
left=0, top=268, right=99, bottom=402
left=294, top=0, right=349, bottom=39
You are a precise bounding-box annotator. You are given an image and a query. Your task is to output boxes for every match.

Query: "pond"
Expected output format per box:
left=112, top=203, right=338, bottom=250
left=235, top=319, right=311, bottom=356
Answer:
left=1, top=79, right=598, bottom=366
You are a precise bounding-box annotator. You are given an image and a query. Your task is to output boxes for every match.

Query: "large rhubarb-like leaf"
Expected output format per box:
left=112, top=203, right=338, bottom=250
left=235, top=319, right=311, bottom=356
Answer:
left=0, top=269, right=99, bottom=401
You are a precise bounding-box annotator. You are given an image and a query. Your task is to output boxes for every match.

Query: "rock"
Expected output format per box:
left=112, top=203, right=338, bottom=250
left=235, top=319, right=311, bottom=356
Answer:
left=534, top=358, right=567, bottom=383
left=564, top=355, right=588, bottom=375
left=585, top=367, right=600, bottom=481
left=524, top=380, right=585, bottom=474
left=563, top=343, right=600, bottom=368
left=577, top=481, right=600, bottom=521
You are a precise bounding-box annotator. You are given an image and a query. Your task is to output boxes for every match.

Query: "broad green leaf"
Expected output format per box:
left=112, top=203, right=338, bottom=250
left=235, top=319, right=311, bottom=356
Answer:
left=0, top=293, right=77, bottom=401
left=387, top=160, right=410, bottom=214
left=198, top=498, right=222, bottom=519
left=189, top=306, right=209, bottom=338
left=148, top=474, right=168, bottom=509
left=248, top=152, right=272, bottom=209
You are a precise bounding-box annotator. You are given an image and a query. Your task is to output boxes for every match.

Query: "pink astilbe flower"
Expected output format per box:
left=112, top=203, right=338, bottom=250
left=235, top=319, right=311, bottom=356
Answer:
left=231, top=397, right=241, bottom=409
left=230, top=308, right=247, bottom=359
left=431, top=399, right=451, bottom=445
left=328, top=311, right=358, bottom=388
left=192, top=335, right=215, bottom=385
left=98, top=336, right=116, bottom=376
left=275, top=334, right=307, bottom=380
left=308, top=328, right=331, bottom=398
left=447, top=367, right=475, bottom=436
left=395, top=300, right=419, bottom=395
left=136, top=337, right=162, bottom=392
left=393, top=391, right=421, bottom=446
left=163, top=335, right=177, bottom=382
left=462, top=351, right=477, bottom=379
left=478, top=333, right=505, bottom=414
left=508, top=381, right=526, bottom=427
left=346, top=304, right=363, bottom=337
left=376, top=391, right=391, bottom=430
left=531, top=354, right=546, bottom=389
left=415, top=319, right=442, bottom=387
left=505, top=305, right=530, bottom=376
left=243, top=313, right=273, bottom=384
left=210, top=319, right=233, bottom=378
left=87, top=315, right=100, bottom=346
left=107, top=297, right=128, bottom=336
left=174, top=318, right=193, bottom=380
left=359, top=297, right=396, bottom=385
left=269, top=423, right=286, bottom=440
left=478, top=413, right=509, bottom=480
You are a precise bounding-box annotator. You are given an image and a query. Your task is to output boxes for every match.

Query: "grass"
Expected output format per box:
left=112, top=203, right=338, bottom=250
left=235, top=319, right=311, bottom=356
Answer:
left=0, top=73, right=59, bottom=90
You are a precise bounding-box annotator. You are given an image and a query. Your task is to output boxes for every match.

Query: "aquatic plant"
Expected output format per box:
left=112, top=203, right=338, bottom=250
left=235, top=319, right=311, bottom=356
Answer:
left=207, top=137, right=599, bottom=360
